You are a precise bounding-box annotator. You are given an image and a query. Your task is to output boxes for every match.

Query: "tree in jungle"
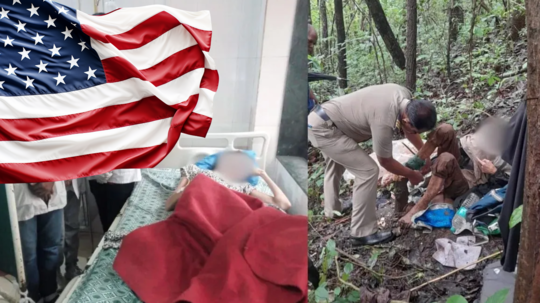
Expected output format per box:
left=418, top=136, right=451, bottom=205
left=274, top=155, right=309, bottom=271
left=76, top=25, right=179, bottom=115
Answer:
left=405, top=0, right=417, bottom=90
left=514, top=0, right=540, bottom=301
left=334, top=0, right=348, bottom=88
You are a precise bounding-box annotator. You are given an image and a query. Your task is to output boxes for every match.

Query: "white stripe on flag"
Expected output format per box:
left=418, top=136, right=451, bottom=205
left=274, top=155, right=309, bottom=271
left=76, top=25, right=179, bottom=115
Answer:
left=0, top=118, right=172, bottom=164
left=76, top=6, right=212, bottom=34
left=90, top=25, right=198, bottom=69
left=192, top=88, right=214, bottom=117
left=0, top=69, right=205, bottom=119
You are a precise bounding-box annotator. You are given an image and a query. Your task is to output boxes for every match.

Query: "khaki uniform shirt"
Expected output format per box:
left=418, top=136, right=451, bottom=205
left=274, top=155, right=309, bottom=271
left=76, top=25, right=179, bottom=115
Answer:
left=322, top=83, right=412, bottom=158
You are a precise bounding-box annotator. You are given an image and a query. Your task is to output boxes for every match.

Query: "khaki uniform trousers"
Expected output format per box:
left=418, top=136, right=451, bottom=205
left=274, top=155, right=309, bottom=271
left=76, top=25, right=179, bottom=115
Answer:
left=308, top=113, right=379, bottom=238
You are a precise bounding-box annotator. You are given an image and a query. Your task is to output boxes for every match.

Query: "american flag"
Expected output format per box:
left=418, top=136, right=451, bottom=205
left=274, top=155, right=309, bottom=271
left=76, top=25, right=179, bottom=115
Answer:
left=0, top=0, right=218, bottom=183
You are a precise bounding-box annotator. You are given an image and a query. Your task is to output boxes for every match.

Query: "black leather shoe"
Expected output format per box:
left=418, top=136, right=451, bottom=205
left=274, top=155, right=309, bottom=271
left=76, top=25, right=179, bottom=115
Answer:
left=350, top=230, right=395, bottom=247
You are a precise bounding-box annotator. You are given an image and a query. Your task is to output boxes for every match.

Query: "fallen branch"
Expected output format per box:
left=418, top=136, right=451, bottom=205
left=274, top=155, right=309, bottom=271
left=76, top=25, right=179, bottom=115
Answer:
left=336, top=247, right=417, bottom=280
left=401, top=142, right=417, bottom=155
left=410, top=251, right=502, bottom=292
left=335, top=256, right=361, bottom=291
left=501, top=67, right=527, bottom=79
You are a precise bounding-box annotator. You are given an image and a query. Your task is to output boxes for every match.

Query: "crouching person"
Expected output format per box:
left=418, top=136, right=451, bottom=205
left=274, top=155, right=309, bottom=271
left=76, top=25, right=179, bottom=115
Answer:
left=399, top=119, right=511, bottom=225
left=15, top=182, right=67, bottom=303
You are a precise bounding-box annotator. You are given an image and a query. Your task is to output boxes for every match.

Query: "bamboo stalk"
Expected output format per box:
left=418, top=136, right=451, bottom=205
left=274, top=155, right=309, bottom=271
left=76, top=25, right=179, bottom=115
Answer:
left=410, top=251, right=502, bottom=292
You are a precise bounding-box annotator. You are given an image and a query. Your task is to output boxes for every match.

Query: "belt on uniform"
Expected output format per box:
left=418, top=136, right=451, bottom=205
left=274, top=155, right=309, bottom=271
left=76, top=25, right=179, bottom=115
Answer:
left=313, top=105, right=331, bottom=122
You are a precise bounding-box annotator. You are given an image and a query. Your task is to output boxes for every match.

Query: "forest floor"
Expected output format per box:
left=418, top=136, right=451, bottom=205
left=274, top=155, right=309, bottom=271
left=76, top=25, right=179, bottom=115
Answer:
left=308, top=39, right=526, bottom=302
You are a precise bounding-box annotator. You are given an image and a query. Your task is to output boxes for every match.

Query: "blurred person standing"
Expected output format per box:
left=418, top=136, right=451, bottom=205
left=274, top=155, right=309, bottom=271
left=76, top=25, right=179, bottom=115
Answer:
left=15, top=182, right=67, bottom=302
left=62, top=178, right=86, bottom=282
left=89, top=169, right=141, bottom=232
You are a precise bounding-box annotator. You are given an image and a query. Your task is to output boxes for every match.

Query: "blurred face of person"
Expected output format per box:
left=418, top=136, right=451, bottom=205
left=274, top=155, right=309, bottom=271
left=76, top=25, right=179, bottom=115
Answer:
left=308, top=24, right=318, bottom=56
left=475, top=118, right=508, bottom=157
left=214, top=152, right=255, bottom=183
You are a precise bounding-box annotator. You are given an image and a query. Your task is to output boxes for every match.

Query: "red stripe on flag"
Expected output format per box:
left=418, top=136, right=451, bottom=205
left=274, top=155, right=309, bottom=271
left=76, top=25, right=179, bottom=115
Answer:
left=170, top=94, right=212, bottom=137
left=0, top=145, right=168, bottom=183
left=0, top=96, right=210, bottom=183
left=181, top=24, right=212, bottom=52
left=101, top=45, right=205, bottom=86
left=0, top=97, right=183, bottom=142
left=182, top=112, right=212, bottom=137
left=201, top=69, right=219, bottom=91
left=81, top=11, right=182, bottom=50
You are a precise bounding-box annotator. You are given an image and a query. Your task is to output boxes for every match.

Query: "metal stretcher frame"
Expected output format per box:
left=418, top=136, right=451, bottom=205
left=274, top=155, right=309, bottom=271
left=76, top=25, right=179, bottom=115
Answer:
left=57, top=132, right=270, bottom=303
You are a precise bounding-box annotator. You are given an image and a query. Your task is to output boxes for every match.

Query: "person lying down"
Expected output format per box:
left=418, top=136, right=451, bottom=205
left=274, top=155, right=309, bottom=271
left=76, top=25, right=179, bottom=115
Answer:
left=165, top=151, right=292, bottom=212
left=399, top=118, right=511, bottom=225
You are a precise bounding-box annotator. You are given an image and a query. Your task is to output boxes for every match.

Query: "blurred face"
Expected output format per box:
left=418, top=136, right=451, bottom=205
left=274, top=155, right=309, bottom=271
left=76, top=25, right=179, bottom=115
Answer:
left=308, top=25, right=318, bottom=56
left=475, top=119, right=508, bottom=157
left=214, top=152, right=255, bottom=182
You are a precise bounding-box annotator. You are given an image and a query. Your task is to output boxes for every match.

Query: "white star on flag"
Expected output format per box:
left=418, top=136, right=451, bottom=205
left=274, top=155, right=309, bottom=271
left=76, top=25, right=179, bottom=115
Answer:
left=31, top=33, right=44, bottom=45
left=2, top=36, right=14, bottom=47
left=22, top=76, right=35, bottom=89
left=15, top=20, right=26, bottom=32
left=78, top=40, right=88, bottom=52
left=61, top=27, right=73, bottom=40
left=57, top=6, right=68, bottom=15
left=0, top=81, right=4, bottom=90
left=18, top=47, right=31, bottom=60
left=27, top=3, right=39, bottom=17
left=36, top=60, right=48, bottom=73
left=49, top=44, right=61, bottom=57
left=84, top=67, right=97, bottom=80
left=44, top=15, right=56, bottom=28
left=53, top=72, right=66, bottom=85
left=67, top=56, right=79, bottom=69
left=12, top=0, right=21, bottom=5
left=0, top=7, right=9, bottom=19
left=4, top=64, right=17, bottom=75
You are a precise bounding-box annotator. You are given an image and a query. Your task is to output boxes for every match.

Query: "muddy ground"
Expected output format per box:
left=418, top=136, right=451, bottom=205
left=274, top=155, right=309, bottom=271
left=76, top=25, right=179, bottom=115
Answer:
left=308, top=197, right=504, bottom=302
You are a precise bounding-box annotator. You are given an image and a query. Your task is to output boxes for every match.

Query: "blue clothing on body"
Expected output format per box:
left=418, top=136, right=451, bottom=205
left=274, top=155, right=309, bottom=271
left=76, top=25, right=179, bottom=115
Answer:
left=195, top=150, right=260, bottom=186
left=414, top=205, right=456, bottom=229
left=308, top=86, right=315, bottom=113
left=19, top=209, right=64, bottom=301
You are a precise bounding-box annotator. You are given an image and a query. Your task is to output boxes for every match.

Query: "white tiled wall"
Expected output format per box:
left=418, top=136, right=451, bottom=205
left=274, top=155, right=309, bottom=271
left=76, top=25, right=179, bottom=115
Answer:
left=62, top=0, right=267, bottom=147
left=253, top=0, right=298, bottom=178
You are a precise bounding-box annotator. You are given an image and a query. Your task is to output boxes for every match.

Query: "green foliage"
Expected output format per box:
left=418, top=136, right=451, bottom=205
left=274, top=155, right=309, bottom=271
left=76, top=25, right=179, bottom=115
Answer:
left=445, top=288, right=508, bottom=303
left=485, top=289, right=510, bottom=303
left=310, top=239, right=361, bottom=303
left=509, top=205, right=523, bottom=228
left=446, top=295, right=468, bottom=303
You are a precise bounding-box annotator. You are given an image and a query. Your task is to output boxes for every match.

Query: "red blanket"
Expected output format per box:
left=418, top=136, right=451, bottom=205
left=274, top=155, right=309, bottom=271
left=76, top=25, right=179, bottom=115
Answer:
left=113, top=174, right=307, bottom=303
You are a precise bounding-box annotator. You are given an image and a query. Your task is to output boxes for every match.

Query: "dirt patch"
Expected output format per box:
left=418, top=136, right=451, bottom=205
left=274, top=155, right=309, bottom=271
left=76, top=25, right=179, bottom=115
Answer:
left=308, top=198, right=504, bottom=302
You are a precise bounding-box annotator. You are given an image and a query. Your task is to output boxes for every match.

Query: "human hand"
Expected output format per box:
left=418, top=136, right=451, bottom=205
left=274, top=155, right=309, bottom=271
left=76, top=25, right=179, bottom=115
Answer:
left=28, top=182, right=54, bottom=202
left=253, top=168, right=266, bottom=177
left=420, top=158, right=432, bottom=175
left=408, top=170, right=424, bottom=186
left=381, top=174, right=401, bottom=187
left=478, top=158, right=497, bottom=174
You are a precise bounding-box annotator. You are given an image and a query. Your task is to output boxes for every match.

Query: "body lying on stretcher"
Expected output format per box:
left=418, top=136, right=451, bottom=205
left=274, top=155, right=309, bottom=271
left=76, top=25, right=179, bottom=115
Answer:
left=378, top=118, right=512, bottom=226
left=165, top=151, right=292, bottom=212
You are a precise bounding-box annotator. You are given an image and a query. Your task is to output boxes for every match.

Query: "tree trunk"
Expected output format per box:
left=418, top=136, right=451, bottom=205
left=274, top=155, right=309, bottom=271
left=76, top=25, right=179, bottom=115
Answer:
left=514, top=0, right=540, bottom=302
left=364, top=0, right=406, bottom=70
left=446, top=0, right=454, bottom=78
left=319, top=0, right=329, bottom=54
left=405, top=0, right=417, bottom=91
left=334, top=0, right=348, bottom=88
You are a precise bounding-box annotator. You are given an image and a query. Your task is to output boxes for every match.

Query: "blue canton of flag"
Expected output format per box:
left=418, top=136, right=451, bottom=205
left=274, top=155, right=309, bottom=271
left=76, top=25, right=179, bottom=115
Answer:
left=0, top=0, right=105, bottom=96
